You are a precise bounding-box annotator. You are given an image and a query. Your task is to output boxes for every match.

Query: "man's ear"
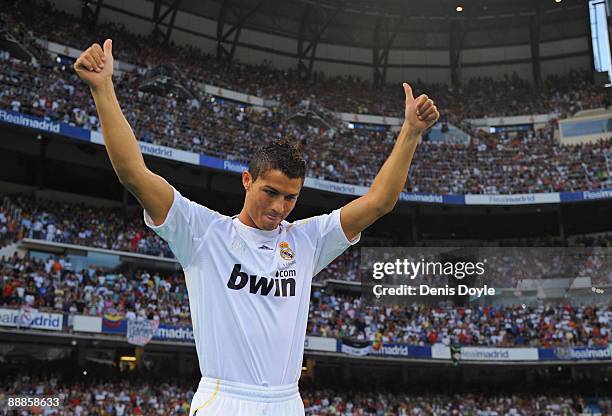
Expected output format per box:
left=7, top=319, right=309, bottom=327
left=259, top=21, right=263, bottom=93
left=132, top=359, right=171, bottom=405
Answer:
left=242, top=170, right=252, bottom=191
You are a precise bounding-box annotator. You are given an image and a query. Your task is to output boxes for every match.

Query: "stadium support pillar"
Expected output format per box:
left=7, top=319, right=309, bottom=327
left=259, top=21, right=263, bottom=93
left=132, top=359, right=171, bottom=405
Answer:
left=401, top=366, right=410, bottom=383
left=81, top=0, right=104, bottom=26
left=122, top=187, right=130, bottom=209
left=412, top=206, right=420, bottom=241
left=76, top=344, right=86, bottom=367
left=372, top=15, right=402, bottom=86
left=449, top=20, right=467, bottom=88
left=216, top=0, right=268, bottom=62
left=297, top=3, right=343, bottom=80
left=557, top=207, right=565, bottom=240
left=36, top=136, right=47, bottom=190
left=152, top=0, right=182, bottom=46
left=205, top=172, right=214, bottom=192
left=177, top=351, right=188, bottom=376
left=342, top=363, right=351, bottom=381
left=529, top=8, right=543, bottom=87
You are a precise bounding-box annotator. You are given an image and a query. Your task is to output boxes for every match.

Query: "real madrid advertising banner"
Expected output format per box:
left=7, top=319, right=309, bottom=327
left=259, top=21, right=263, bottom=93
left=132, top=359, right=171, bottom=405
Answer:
left=459, top=347, right=539, bottom=361
left=368, top=343, right=432, bottom=359
left=539, top=346, right=612, bottom=361
left=0, top=307, right=63, bottom=331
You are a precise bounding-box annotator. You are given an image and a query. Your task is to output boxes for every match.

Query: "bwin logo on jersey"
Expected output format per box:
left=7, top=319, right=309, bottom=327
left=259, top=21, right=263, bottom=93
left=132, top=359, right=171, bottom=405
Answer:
left=227, top=264, right=296, bottom=297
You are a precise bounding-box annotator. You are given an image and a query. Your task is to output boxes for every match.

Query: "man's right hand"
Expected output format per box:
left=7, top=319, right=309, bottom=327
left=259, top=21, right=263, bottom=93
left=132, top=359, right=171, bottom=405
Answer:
left=73, top=39, right=114, bottom=91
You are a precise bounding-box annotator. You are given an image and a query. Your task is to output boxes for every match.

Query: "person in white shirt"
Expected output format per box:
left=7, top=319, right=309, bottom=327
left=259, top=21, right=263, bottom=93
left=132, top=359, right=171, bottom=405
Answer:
left=74, top=38, right=439, bottom=416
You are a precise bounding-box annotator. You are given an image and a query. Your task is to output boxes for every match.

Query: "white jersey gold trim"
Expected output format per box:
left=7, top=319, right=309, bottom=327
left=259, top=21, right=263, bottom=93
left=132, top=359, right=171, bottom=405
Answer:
left=144, top=186, right=360, bottom=387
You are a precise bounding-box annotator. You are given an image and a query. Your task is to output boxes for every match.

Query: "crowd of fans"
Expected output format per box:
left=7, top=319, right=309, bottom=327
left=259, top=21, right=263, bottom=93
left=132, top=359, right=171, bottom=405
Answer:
left=301, top=390, right=608, bottom=416
left=1, top=372, right=609, bottom=415
left=1, top=1, right=611, bottom=194
left=3, top=45, right=610, bottom=193
left=1, top=194, right=172, bottom=258
left=1, top=250, right=610, bottom=348
left=3, top=193, right=612, bottom=287
left=308, top=292, right=610, bottom=348
left=0, top=373, right=193, bottom=415
left=0, top=254, right=190, bottom=325
left=1, top=3, right=611, bottom=415
left=2, top=0, right=608, bottom=119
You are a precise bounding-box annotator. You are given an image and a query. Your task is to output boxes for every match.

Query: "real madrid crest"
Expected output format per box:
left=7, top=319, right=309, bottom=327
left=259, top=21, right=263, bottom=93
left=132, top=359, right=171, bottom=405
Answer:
left=279, top=241, right=296, bottom=261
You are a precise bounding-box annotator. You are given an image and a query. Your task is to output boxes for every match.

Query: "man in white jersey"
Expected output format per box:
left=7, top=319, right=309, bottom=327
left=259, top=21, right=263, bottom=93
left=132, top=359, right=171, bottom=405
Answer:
left=74, top=39, right=439, bottom=415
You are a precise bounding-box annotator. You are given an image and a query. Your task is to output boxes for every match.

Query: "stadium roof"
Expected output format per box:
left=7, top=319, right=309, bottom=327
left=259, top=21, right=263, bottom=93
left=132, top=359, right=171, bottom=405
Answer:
left=149, top=0, right=587, bottom=49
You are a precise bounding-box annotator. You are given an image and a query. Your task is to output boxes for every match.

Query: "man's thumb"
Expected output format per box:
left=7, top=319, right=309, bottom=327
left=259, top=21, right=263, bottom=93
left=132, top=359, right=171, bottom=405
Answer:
left=403, top=83, right=414, bottom=103
left=103, top=39, right=113, bottom=57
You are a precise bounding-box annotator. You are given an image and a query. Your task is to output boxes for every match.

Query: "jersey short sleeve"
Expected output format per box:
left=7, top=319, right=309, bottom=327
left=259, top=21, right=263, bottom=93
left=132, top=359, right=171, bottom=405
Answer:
left=294, top=207, right=361, bottom=277
left=143, top=186, right=222, bottom=267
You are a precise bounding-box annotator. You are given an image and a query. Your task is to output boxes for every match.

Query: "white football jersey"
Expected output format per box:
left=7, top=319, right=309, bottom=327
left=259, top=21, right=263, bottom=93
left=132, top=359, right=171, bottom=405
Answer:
left=144, top=187, right=360, bottom=386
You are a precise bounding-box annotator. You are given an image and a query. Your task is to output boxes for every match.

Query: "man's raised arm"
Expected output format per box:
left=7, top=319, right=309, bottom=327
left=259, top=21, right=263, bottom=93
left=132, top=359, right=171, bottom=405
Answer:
left=340, top=83, right=440, bottom=241
left=73, top=38, right=173, bottom=225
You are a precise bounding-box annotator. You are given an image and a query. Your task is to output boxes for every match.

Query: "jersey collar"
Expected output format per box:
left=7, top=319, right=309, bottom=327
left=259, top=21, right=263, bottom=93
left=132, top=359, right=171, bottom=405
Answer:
left=231, top=215, right=283, bottom=241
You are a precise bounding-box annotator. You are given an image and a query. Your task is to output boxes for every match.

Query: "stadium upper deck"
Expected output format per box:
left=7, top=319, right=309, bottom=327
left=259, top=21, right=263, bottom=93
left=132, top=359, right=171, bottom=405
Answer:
left=1, top=1, right=611, bottom=196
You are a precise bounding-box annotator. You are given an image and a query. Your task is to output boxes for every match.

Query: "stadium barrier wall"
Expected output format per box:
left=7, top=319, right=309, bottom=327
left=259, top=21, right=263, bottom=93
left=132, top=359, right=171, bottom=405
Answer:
left=3, top=311, right=611, bottom=362
left=1, top=109, right=611, bottom=205
left=466, top=113, right=559, bottom=130
left=72, top=315, right=102, bottom=333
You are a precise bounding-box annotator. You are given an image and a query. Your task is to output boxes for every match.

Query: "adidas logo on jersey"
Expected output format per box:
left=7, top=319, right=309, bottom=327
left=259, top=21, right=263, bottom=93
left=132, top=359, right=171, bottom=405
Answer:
left=257, top=244, right=273, bottom=250
left=227, top=264, right=296, bottom=297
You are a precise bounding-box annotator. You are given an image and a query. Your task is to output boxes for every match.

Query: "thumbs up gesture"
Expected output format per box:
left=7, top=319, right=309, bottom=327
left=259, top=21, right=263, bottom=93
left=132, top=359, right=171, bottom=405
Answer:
left=73, top=39, right=114, bottom=91
left=402, top=83, right=439, bottom=135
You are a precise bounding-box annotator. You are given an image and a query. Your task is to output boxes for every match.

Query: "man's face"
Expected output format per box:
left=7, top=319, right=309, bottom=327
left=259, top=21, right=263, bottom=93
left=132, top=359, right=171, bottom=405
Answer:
left=243, top=169, right=303, bottom=230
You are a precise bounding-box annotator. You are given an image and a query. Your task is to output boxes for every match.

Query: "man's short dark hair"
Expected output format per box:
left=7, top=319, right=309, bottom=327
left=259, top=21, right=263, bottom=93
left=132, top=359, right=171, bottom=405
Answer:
left=248, top=138, right=307, bottom=182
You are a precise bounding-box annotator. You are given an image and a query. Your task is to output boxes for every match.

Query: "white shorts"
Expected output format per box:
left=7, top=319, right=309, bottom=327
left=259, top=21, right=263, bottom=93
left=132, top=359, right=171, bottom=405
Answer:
left=189, top=377, right=305, bottom=416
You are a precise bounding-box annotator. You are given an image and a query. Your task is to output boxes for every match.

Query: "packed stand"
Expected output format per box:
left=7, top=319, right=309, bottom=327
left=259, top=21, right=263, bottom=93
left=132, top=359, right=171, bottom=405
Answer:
left=0, top=372, right=609, bottom=415
left=3, top=192, right=612, bottom=285
left=301, top=390, right=608, bottom=416
left=308, top=293, right=611, bottom=348
left=320, top=235, right=612, bottom=286
left=1, top=193, right=173, bottom=258
left=2, top=0, right=608, bottom=119
left=3, top=45, right=610, bottom=193
left=1, top=251, right=610, bottom=347
left=0, top=253, right=191, bottom=325
left=1, top=1, right=611, bottom=194
left=0, top=373, right=193, bottom=415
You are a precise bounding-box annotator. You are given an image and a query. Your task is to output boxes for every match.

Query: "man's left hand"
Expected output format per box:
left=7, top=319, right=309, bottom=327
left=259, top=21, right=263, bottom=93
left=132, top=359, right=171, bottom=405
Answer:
left=402, top=82, right=440, bottom=136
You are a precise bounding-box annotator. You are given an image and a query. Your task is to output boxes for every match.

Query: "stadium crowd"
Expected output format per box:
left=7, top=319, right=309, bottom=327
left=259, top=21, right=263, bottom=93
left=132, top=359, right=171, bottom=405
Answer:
left=0, top=254, right=190, bottom=325
left=0, top=251, right=610, bottom=348
left=3, top=193, right=612, bottom=288
left=1, top=4, right=611, bottom=414
left=301, top=389, right=608, bottom=416
left=0, top=373, right=193, bottom=415
left=308, top=291, right=611, bottom=348
left=0, top=372, right=609, bottom=415
left=2, top=0, right=608, bottom=119
left=1, top=1, right=611, bottom=194
left=0, top=194, right=172, bottom=258
left=2, top=48, right=611, bottom=193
